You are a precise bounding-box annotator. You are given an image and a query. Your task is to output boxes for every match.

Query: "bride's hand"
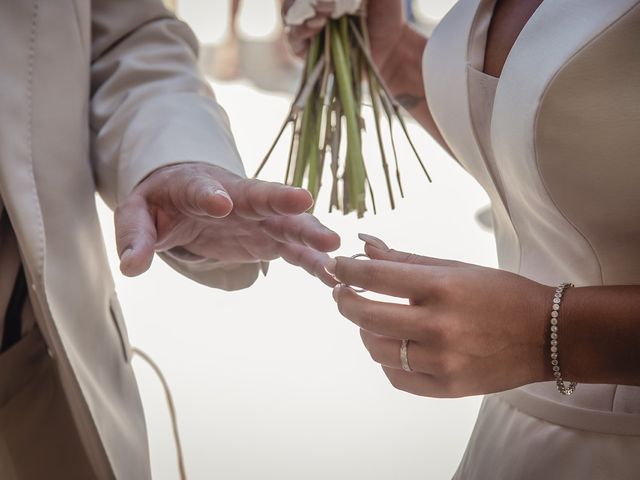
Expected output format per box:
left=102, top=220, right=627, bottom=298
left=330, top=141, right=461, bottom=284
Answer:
left=325, top=235, right=554, bottom=397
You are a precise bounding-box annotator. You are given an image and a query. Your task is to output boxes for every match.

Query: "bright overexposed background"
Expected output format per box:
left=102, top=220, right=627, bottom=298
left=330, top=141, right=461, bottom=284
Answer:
left=96, top=1, right=497, bottom=479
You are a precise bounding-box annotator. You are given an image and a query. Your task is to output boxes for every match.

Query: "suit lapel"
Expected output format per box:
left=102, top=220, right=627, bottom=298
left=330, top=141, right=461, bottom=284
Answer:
left=0, top=0, right=45, bottom=279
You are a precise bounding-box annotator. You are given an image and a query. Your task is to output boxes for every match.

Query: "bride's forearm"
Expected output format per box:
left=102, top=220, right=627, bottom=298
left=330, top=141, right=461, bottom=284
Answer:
left=380, top=26, right=451, bottom=154
left=553, top=286, right=640, bottom=386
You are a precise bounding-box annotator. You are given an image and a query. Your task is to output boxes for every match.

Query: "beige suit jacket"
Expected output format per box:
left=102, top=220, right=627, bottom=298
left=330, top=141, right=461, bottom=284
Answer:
left=0, top=0, right=261, bottom=477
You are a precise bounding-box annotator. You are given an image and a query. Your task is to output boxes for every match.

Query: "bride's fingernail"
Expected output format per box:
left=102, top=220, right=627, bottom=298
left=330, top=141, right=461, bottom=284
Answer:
left=324, top=258, right=337, bottom=277
left=358, top=233, right=389, bottom=250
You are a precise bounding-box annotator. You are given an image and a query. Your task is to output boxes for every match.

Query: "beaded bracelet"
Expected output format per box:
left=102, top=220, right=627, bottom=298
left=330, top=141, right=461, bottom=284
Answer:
left=550, top=283, right=577, bottom=395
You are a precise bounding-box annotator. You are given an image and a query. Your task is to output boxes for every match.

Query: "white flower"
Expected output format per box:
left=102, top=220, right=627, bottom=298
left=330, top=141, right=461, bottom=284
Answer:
left=330, top=0, right=362, bottom=18
left=285, top=0, right=363, bottom=26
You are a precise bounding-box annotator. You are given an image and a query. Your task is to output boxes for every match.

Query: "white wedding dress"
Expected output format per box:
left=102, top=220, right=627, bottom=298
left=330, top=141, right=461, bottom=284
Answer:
left=422, top=0, right=640, bottom=477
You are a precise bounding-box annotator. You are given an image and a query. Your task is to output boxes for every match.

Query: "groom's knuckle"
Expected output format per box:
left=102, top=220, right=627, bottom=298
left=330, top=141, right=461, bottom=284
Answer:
left=184, top=176, right=200, bottom=194
left=239, top=183, right=259, bottom=216
left=334, top=258, right=350, bottom=283
left=183, top=177, right=201, bottom=207
left=311, top=257, right=324, bottom=275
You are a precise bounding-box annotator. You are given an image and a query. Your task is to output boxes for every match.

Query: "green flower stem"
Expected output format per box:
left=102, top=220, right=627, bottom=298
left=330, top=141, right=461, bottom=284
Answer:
left=292, top=36, right=322, bottom=187
left=367, top=70, right=395, bottom=209
left=331, top=19, right=366, bottom=216
left=349, top=19, right=432, bottom=183
left=257, top=15, right=429, bottom=217
left=306, top=96, right=323, bottom=200
left=254, top=58, right=324, bottom=178
left=329, top=101, right=342, bottom=212
left=284, top=116, right=299, bottom=184
left=380, top=93, right=405, bottom=197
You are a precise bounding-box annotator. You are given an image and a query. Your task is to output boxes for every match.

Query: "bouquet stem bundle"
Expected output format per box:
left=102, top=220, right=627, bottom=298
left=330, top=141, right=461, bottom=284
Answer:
left=255, top=16, right=431, bottom=217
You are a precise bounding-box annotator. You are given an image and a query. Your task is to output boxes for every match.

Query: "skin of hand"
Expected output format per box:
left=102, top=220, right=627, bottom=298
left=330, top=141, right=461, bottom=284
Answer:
left=284, top=0, right=405, bottom=74
left=114, top=162, right=340, bottom=286
left=325, top=234, right=555, bottom=398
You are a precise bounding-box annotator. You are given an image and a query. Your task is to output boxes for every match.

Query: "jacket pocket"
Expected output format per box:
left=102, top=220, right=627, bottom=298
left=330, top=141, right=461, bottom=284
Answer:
left=109, top=293, right=132, bottom=363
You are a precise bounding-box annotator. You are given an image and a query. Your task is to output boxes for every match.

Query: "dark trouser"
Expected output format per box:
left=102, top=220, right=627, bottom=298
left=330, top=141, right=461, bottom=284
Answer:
left=0, top=298, right=96, bottom=479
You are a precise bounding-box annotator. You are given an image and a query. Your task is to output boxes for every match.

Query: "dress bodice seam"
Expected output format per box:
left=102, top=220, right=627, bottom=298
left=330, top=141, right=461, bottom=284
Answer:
left=529, top=3, right=640, bottom=286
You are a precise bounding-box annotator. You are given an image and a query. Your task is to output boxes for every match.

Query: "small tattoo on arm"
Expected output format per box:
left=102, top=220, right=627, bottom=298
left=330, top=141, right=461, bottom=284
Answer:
left=395, top=93, right=425, bottom=110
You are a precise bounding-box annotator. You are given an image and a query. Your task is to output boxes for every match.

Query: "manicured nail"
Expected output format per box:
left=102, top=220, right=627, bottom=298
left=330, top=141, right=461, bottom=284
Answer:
left=212, top=188, right=232, bottom=202
left=324, top=258, right=337, bottom=277
left=260, top=262, right=269, bottom=276
left=358, top=233, right=389, bottom=250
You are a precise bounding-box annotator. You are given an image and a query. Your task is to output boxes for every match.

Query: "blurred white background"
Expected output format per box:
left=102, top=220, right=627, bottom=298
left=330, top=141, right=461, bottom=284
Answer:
left=97, top=1, right=497, bottom=479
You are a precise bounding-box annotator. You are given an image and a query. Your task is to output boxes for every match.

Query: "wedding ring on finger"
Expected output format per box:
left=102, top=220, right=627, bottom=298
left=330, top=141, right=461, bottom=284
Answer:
left=343, top=253, right=369, bottom=293
left=400, top=339, right=413, bottom=372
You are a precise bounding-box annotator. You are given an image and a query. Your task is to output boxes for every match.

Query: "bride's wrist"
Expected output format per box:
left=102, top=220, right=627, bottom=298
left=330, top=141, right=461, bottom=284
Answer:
left=530, top=284, right=558, bottom=383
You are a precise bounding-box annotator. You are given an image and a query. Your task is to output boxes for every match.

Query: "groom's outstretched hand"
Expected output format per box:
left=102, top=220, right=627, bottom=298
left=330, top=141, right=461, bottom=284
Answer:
left=114, top=163, right=340, bottom=286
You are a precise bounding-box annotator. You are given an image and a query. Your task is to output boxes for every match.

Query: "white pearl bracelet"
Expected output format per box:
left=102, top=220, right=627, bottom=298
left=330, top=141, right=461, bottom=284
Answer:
left=550, top=283, right=577, bottom=395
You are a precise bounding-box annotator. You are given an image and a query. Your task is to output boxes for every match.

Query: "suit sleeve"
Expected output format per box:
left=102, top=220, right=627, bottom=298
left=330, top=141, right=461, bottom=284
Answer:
left=90, top=0, right=261, bottom=290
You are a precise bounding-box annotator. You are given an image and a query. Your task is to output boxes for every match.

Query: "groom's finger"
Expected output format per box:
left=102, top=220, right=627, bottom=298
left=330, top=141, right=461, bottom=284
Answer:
left=115, top=194, right=157, bottom=277
left=279, top=243, right=337, bottom=287
left=227, top=179, right=313, bottom=219
left=177, top=175, right=234, bottom=219
left=137, top=163, right=234, bottom=219
left=261, top=214, right=340, bottom=252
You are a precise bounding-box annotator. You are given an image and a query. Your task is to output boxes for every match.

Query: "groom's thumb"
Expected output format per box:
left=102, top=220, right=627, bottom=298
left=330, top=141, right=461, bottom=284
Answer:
left=115, top=194, right=157, bottom=277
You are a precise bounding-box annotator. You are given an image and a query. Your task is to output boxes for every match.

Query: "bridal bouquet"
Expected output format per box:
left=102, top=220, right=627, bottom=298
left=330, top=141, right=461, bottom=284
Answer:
left=254, top=0, right=431, bottom=218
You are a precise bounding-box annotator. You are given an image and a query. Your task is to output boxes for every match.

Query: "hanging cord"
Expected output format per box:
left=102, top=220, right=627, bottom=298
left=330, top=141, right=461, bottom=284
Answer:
left=132, top=347, right=187, bottom=480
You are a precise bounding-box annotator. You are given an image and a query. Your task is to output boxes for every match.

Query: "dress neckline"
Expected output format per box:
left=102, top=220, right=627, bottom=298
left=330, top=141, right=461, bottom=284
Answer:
left=470, top=0, right=547, bottom=81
